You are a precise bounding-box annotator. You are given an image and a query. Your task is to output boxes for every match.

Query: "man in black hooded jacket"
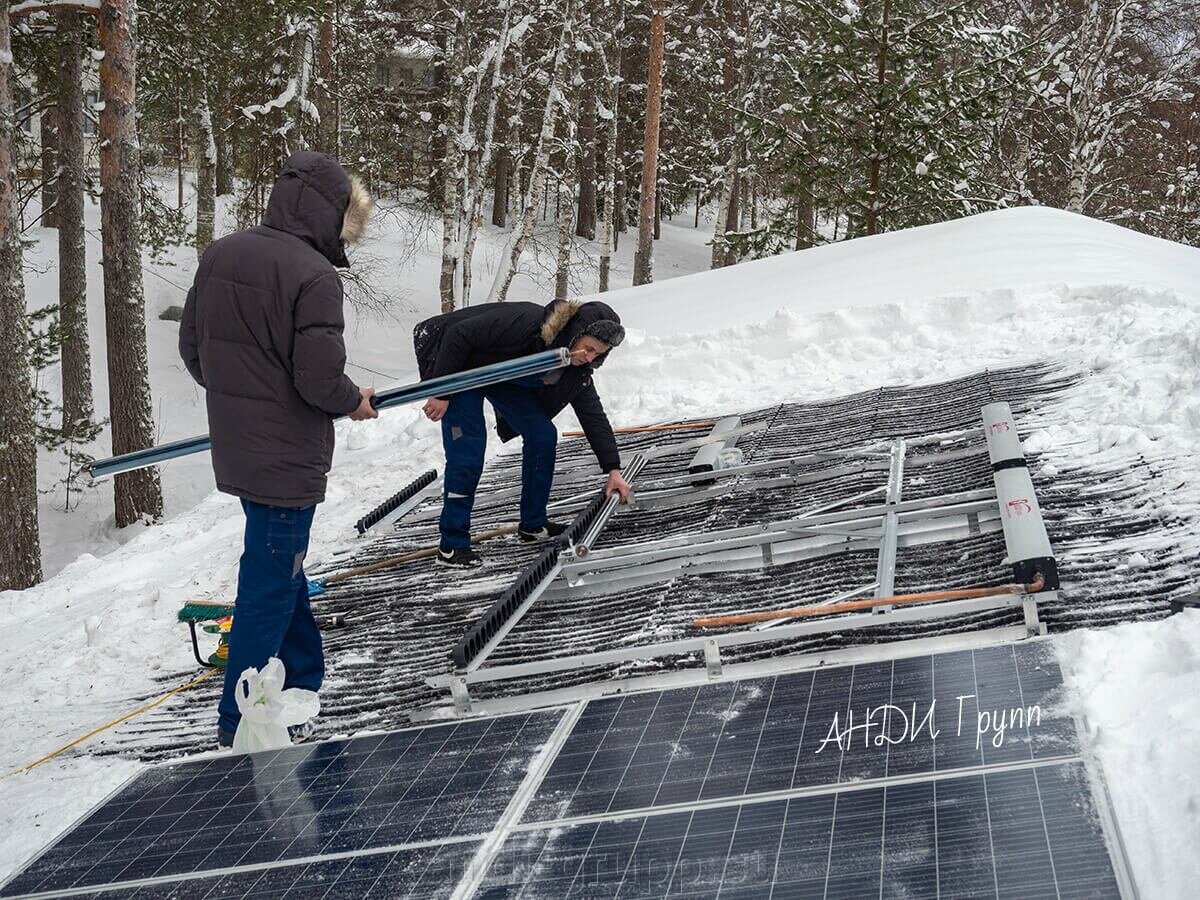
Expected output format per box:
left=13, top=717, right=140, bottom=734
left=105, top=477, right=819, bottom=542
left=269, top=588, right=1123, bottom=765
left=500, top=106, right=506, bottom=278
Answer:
left=180, top=152, right=376, bottom=747
left=414, top=299, right=631, bottom=567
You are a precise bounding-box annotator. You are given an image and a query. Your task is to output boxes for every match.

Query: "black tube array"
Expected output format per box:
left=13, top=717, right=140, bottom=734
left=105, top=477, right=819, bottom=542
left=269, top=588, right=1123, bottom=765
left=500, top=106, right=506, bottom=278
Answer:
left=449, top=485, right=611, bottom=670
left=354, top=469, right=438, bottom=535
left=451, top=545, right=560, bottom=669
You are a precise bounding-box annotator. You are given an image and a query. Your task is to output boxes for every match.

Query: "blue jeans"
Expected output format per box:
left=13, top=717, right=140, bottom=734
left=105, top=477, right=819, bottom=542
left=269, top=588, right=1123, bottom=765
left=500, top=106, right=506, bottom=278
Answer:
left=440, top=384, right=557, bottom=549
left=218, top=499, right=323, bottom=735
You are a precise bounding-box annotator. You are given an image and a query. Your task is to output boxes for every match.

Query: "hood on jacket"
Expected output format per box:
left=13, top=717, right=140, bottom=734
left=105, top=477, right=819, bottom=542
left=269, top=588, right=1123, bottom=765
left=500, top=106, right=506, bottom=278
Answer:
left=262, top=151, right=373, bottom=268
left=540, top=299, right=622, bottom=367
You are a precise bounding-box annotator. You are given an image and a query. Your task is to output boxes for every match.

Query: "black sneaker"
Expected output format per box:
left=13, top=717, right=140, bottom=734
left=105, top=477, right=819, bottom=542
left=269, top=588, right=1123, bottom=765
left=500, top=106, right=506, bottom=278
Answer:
left=217, top=726, right=235, bottom=749
left=517, top=521, right=570, bottom=543
left=436, top=547, right=484, bottom=568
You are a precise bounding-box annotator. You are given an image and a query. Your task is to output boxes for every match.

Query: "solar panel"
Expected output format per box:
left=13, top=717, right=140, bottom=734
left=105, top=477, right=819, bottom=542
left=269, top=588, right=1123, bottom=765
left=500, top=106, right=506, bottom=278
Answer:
left=3, top=643, right=1128, bottom=900
left=523, top=644, right=1076, bottom=823
left=480, top=762, right=1119, bottom=898
left=2, top=712, right=560, bottom=898
left=86, top=839, right=480, bottom=899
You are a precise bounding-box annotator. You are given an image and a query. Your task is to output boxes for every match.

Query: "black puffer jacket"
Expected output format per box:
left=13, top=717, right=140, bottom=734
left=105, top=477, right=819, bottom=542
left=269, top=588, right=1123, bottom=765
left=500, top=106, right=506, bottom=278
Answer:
left=179, top=152, right=369, bottom=507
left=413, top=300, right=622, bottom=472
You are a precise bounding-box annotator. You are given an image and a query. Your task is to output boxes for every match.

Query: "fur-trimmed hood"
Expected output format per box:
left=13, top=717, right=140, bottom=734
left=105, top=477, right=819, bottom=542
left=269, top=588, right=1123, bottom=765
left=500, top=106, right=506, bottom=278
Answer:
left=341, top=176, right=372, bottom=244
left=540, top=299, right=622, bottom=367
left=264, top=152, right=372, bottom=268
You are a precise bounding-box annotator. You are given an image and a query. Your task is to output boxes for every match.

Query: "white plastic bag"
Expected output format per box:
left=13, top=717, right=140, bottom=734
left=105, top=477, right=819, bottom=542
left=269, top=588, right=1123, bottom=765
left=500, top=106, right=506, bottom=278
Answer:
left=231, top=657, right=320, bottom=754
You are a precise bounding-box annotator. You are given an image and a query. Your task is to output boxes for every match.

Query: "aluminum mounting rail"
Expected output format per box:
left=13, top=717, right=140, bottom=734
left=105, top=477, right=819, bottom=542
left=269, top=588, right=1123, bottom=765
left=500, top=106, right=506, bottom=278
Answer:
left=88, top=348, right=571, bottom=480
left=553, top=492, right=1002, bottom=600
left=426, top=593, right=1027, bottom=692
left=873, top=439, right=907, bottom=612
left=565, top=487, right=998, bottom=569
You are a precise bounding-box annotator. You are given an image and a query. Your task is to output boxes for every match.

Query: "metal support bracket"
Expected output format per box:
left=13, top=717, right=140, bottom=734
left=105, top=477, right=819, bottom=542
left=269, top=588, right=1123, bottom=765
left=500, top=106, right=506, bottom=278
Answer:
left=704, top=639, right=723, bottom=679
left=449, top=676, right=473, bottom=715
left=1023, top=592, right=1048, bottom=636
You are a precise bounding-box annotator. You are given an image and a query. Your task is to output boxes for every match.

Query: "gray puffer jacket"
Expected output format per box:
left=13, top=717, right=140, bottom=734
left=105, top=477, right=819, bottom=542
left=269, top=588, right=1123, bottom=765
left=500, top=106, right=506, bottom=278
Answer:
left=179, top=151, right=372, bottom=507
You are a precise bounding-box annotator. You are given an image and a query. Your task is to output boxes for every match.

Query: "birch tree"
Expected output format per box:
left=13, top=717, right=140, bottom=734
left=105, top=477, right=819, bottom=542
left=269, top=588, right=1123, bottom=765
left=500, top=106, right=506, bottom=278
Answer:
left=1050, top=0, right=1190, bottom=215
left=596, top=2, right=623, bottom=292
left=0, top=0, right=42, bottom=589
left=488, top=0, right=574, bottom=303
left=711, top=0, right=744, bottom=267
left=194, top=94, right=216, bottom=254
left=554, top=36, right=582, bottom=299
left=437, top=8, right=465, bottom=312
left=459, top=5, right=526, bottom=305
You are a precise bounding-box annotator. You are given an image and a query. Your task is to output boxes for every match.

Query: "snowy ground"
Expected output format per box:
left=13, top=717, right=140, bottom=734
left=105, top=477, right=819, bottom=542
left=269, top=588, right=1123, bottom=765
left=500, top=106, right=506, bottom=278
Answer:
left=2, top=195, right=1199, bottom=896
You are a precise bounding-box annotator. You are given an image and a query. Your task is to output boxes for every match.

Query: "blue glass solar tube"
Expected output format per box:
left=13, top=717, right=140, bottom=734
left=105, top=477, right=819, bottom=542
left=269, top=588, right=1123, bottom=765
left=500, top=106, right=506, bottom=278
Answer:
left=88, top=349, right=571, bottom=481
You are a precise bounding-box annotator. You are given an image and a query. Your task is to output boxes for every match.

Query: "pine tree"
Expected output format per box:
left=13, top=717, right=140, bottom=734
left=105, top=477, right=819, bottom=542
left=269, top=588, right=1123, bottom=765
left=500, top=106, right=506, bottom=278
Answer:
left=99, top=0, right=163, bottom=527
left=632, top=0, right=666, bottom=286
left=56, top=10, right=94, bottom=440
left=0, top=0, right=43, bottom=589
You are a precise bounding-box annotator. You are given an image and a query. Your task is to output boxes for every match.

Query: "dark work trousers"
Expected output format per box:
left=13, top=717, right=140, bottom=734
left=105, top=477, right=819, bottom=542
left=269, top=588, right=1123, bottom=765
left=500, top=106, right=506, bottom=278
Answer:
left=218, top=499, right=323, bottom=735
left=440, top=384, right=557, bottom=549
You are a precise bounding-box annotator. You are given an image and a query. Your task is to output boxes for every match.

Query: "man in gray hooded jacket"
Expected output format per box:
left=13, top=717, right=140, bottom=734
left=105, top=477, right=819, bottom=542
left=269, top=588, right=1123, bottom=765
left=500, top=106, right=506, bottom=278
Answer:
left=179, top=152, right=375, bottom=748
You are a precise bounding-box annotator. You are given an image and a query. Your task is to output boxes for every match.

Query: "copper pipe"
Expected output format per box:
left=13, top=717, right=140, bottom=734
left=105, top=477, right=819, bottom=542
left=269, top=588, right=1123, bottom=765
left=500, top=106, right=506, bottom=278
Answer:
left=692, top=575, right=1045, bottom=628
left=563, top=421, right=716, bottom=438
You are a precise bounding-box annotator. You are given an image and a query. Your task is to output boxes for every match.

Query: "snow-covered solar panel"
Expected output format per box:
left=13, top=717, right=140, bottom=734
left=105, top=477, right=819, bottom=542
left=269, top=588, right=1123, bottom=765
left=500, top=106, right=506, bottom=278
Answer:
left=0, top=712, right=560, bottom=898
left=85, top=840, right=479, bottom=899
left=1, top=646, right=1130, bottom=899
left=522, top=643, right=1078, bottom=823
left=481, top=763, right=1118, bottom=898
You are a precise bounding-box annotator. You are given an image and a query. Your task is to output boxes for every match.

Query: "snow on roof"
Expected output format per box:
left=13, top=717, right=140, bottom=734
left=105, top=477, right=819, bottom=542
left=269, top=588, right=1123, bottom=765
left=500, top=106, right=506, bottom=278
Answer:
left=597, top=207, right=1200, bottom=336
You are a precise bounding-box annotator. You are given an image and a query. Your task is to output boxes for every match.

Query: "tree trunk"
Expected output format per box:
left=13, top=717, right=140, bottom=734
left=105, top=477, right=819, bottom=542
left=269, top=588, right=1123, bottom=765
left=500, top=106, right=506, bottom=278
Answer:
left=795, top=180, right=814, bottom=250
left=438, top=19, right=464, bottom=313
left=554, top=48, right=582, bottom=300
left=58, top=10, right=93, bottom=438
left=725, top=170, right=739, bottom=238
left=460, top=3, right=517, bottom=304
left=711, top=143, right=739, bottom=268
left=99, top=0, right=163, bottom=527
left=314, top=12, right=337, bottom=155
left=195, top=95, right=216, bottom=256
left=290, top=22, right=315, bottom=154
left=492, top=69, right=510, bottom=230
left=492, top=144, right=509, bottom=227
left=0, top=0, right=42, bottom=590
left=614, top=27, right=630, bottom=247
left=653, top=187, right=661, bottom=239
left=632, top=0, right=665, bottom=286
left=488, top=3, right=573, bottom=303
left=40, top=103, right=58, bottom=228
left=597, top=7, right=623, bottom=293
left=712, top=0, right=739, bottom=268
left=505, top=47, right=524, bottom=227
left=176, top=94, right=185, bottom=209
left=214, top=97, right=234, bottom=195
left=575, top=74, right=596, bottom=239
left=866, top=0, right=891, bottom=235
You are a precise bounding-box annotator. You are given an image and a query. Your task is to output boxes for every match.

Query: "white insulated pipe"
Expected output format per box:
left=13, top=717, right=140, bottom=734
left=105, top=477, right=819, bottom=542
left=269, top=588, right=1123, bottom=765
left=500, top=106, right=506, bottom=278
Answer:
left=982, top=402, right=1057, bottom=591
